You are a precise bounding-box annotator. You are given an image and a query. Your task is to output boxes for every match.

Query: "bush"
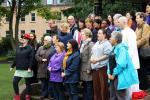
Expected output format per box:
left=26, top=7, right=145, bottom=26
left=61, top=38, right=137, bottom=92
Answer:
left=6, top=50, right=15, bottom=61
left=0, top=37, right=12, bottom=55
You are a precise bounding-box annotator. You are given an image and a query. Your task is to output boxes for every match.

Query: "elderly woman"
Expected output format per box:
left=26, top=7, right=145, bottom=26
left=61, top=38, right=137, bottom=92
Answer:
left=35, top=36, right=55, bottom=99
left=11, top=33, right=34, bottom=100
left=61, top=39, right=80, bottom=100
left=90, top=29, right=112, bottom=100
left=108, top=31, right=139, bottom=100
left=48, top=42, right=66, bottom=100
left=80, top=28, right=94, bottom=100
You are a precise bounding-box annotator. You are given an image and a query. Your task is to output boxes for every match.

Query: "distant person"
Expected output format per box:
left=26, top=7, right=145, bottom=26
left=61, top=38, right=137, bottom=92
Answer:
left=52, top=35, right=60, bottom=46
left=35, top=36, right=55, bottom=99
left=48, top=20, right=58, bottom=36
left=73, top=19, right=86, bottom=47
left=108, top=14, right=115, bottom=32
left=85, top=18, right=93, bottom=31
left=11, top=33, right=34, bottom=100
left=29, top=33, right=39, bottom=84
left=126, top=11, right=137, bottom=31
left=146, top=2, right=150, bottom=25
left=67, top=15, right=78, bottom=37
left=113, top=14, right=122, bottom=32
left=58, top=23, right=73, bottom=50
left=101, top=19, right=112, bottom=38
left=92, top=19, right=101, bottom=43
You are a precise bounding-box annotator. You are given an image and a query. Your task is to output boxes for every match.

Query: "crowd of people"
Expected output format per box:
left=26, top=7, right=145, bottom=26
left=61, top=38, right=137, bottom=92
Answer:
left=10, top=2, right=150, bottom=100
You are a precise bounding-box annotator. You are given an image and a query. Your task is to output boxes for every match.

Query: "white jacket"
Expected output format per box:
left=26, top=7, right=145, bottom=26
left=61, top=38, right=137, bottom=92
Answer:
left=121, top=27, right=140, bottom=69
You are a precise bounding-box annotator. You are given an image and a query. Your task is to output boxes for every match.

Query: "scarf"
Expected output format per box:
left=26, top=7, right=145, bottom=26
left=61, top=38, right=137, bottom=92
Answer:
left=63, top=49, right=72, bottom=70
left=43, top=43, right=51, bottom=49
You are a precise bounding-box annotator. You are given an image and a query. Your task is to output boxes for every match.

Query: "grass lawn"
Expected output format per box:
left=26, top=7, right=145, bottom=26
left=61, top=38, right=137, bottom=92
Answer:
left=0, top=64, right=24, bottom=100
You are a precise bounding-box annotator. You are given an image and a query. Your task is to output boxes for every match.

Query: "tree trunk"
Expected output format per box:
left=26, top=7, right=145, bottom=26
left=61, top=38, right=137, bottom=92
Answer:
left=15, top=0, right=23, bottom=46
left=9, top=0, right=16, bottom=51
left=15, top=16, right=20, bottom=46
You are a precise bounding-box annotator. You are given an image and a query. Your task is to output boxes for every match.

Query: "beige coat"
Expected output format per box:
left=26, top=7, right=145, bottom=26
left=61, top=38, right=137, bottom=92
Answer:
left=35, top=46, right=55, bottom=78
left=80, top=40, right=94, bottom=81
left=135, top=23, right=150, bottom=48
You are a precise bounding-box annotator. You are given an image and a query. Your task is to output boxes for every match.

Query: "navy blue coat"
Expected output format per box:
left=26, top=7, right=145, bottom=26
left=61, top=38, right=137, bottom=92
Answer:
left=58, top=32, right=73, bottom=50
left=64, top=51, right=80, bottom=83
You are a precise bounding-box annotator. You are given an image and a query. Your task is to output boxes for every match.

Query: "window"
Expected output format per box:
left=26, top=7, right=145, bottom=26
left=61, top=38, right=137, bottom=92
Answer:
left=6, top=30, right=10, bottom=37
left=31, top=13, right=35, bottom=21
left=31, top=30, right=35, bottom=33
left=47, top=0, right=53, bottom=4
left=21, top=30, right=25, bottom=35
left=21, top=15, right=25, bottom=22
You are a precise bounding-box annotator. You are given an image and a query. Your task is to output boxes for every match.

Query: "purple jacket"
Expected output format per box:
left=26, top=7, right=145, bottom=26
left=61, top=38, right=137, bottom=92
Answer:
left=48, top=51, right=65, bottom=82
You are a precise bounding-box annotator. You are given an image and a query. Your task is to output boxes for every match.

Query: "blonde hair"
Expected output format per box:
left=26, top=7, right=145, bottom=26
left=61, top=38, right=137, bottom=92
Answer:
left=55, top=42, right=65, bottom=51
left=60, top=23, right=69, bottom=31
left=81, top=28, right=92, bottom=38
left=85, top=18, right=93, bottom=24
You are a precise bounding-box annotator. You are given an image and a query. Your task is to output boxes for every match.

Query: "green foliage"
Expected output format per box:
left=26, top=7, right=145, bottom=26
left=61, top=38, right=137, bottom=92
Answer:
left=0, top=37, right=12, bottom=55
left=63, top=0, right=93, bottom=19
left=37, top=7, right=61, bottom=20
left=102, top=1, right=138, bottom=18
left=37, top=6, right=52, bottom=20
left=62, top=0, right=140, bottom=19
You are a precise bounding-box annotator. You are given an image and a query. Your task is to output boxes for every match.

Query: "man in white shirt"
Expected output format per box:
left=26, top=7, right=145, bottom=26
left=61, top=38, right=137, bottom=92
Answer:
left=118, top=16, right=140, bottom=97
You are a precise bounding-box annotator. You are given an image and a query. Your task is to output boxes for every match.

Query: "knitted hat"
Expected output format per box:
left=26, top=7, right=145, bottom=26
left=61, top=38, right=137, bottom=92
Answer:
left=23, top=33, right=31, bottom=40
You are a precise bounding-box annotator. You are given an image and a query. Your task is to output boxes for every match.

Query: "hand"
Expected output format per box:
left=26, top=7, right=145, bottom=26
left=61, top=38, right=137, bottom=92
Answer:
left=48, top=67, right=51, bottom=71
left=86, top=70, right=91, bottom=74
left=27, top=68, right=31, bottom=72
left=42, top=59, right=47, bottom=62
left=61, top=72, right=65, bottom=77
left=108, top=74, right=115, bottom=80
left=90, top=59, right=98, bottom=64
left=10, top=68, right=13, bottom=71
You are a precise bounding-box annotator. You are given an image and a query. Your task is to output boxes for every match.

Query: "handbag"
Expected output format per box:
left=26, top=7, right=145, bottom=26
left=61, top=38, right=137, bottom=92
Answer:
left=132, top=90, right=148, bottom=100
left=139, top=26, right=150, bottom=59
left=139, top=46, right=150, bottom=59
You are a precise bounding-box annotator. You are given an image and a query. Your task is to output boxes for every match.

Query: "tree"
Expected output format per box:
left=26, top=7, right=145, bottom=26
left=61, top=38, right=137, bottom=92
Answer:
left=62, top=0, right=93, bottom=19
left=62, top=0, right=144, bottom=19
left=0, top=0, right=52, bottom=51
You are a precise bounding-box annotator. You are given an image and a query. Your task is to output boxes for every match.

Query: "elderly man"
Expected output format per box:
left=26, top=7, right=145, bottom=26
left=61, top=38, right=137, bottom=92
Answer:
left=67, top=15, right=77, bottom=36
left=113, top=14, right=122, bottom=32
left=48, top=20, right=58, bottom=36
left=118, top=16, right=140, bottom=97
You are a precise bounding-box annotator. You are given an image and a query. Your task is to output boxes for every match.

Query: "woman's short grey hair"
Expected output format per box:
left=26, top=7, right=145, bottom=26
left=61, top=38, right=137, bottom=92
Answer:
left=111, top=31, right=122, bottom=43
left=44, top=36, right=52, bottom=42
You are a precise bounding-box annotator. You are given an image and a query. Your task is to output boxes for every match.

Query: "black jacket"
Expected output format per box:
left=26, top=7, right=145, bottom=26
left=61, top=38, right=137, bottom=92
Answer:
left=11, top=45, right=34, bottom=70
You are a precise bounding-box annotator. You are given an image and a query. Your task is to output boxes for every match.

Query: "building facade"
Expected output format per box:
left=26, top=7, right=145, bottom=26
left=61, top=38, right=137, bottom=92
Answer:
left=0, top=0, right=71, bottom=41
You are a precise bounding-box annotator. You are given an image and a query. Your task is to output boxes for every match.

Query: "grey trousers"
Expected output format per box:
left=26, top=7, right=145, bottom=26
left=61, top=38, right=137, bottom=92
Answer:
left=110, top=79, right=130, bottom=100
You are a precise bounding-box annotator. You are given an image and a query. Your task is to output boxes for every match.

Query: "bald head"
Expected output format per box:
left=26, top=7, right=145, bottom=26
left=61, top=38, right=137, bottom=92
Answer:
left=118, top=16, right=128, bottom=29
left=67, top=15, right=75, bottom=26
